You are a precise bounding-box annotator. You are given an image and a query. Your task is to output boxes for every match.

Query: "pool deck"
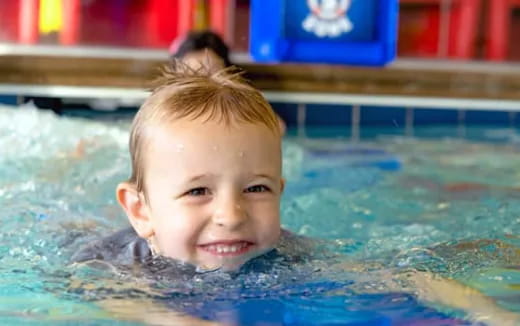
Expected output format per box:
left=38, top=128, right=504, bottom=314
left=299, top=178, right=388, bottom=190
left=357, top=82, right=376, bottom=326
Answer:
left=1, top=44, right=520, bottom=110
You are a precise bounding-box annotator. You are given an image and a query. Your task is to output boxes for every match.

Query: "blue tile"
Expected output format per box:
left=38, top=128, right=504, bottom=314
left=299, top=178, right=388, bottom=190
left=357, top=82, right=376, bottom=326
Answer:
left=0, top=96, right=17, bottom=105
left=513, top=112, right=520, bottom=126
left=359, top=125, right=405, bottom=139
left=252, top=98, right=517, bottom=128
left=305, top=104, right=351, bottom=126
left=360, top=106, right=405, bottom=126
left=497, top=111, right=520, bottom=126
left=270, top=102, right=298, bottom=127
left=414, top=108, right=459, bottom=125
left=465, top=110, right=510, bottom=125
left=305, top=126, right=351, bottom=138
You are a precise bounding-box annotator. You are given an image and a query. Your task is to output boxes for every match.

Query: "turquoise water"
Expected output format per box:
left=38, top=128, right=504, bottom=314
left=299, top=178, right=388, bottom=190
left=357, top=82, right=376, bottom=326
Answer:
left=1, top=105, right=519, bottom=325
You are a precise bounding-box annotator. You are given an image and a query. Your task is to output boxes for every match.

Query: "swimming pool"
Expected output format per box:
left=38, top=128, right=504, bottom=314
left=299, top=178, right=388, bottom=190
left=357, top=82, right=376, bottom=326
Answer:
left=1, top=104, right=519, bottom=325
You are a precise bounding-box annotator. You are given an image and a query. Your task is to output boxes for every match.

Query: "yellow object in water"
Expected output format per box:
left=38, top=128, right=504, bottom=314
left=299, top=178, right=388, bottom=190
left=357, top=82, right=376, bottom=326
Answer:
left=39, top=0, right=63, bottom=34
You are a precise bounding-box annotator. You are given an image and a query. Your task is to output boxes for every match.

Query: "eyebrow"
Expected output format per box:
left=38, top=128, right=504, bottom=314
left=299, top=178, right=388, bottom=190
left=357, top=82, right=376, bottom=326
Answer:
left=252, top=174, right=277, bottom=182
left=185, top=174, right=214, bottom=183
left=184, top=173, right=276, bottom=183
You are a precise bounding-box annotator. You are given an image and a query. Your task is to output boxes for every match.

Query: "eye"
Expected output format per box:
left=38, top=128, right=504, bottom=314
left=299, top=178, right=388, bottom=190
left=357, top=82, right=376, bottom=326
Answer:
left=245, top=185, right=270, bottom=193
left=185, top=187, right=210, bottom=196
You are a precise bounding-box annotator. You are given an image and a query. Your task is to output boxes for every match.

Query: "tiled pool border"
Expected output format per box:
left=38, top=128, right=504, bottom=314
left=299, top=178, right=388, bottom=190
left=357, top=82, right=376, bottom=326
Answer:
left=2, top=86, right=520, bottom=135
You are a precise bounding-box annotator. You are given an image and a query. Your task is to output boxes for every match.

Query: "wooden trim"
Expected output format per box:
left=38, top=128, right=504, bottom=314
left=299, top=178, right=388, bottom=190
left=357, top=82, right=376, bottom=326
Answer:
left=0, top=55, right=519, bottom=101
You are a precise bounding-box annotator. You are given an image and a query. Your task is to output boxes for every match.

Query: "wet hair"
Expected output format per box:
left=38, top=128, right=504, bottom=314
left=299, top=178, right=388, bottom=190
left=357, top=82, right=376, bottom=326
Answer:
left=172, top=30, right=232, bottom=67
left=127, top=61, right=280, bottom=194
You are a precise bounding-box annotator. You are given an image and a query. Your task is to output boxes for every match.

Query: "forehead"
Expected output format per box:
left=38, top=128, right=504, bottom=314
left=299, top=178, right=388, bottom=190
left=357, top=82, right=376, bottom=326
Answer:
left=143, top=118, right=281, bottom=173
left=149, top=117, right=278, bottom=143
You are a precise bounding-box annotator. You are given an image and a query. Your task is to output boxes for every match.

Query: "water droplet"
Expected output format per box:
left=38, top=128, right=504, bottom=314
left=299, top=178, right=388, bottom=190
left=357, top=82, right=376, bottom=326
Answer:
left=437, top=202, right=449, bottom=210
left=238, top=151, right=244, bottom=157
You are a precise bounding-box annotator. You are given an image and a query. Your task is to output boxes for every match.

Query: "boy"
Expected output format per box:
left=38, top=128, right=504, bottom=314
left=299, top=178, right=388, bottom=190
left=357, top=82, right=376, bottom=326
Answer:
left=72, top=63, right=519, bottom=325
left=72, top=62, right=289, bottom=273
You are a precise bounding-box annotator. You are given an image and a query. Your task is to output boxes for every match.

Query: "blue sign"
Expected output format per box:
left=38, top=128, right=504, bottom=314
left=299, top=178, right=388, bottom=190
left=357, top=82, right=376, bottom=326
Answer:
left=250, top=0, right=398, bottom=66
left=284, top=0, right=377, bottom=42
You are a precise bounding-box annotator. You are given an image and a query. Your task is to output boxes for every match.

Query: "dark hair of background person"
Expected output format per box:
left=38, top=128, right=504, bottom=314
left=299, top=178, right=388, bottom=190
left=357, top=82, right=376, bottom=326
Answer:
left=172, top=30, right=232, bottom=67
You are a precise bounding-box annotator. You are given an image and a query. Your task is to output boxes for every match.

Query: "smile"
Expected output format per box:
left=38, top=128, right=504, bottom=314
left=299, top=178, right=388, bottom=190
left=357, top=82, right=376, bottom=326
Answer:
left=198, top=241, right=253, bottom=256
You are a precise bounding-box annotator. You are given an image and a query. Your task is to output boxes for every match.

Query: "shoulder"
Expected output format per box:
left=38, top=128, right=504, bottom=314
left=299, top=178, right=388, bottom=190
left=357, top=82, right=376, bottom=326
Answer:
left=70, top=227, right=151, bottom=265
left=279, top=229, right=315, bottom=249
left=274, top=229, right=317, bottom=262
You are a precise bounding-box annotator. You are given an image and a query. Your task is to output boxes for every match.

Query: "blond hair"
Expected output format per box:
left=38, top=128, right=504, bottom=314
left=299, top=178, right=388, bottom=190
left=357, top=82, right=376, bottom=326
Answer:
left=128, top=61, right=280, bottom=194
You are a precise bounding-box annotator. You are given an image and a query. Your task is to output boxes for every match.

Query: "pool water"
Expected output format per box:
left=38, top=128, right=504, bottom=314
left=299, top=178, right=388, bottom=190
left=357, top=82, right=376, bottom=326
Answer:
left=1, top=104, right=519, bottom=325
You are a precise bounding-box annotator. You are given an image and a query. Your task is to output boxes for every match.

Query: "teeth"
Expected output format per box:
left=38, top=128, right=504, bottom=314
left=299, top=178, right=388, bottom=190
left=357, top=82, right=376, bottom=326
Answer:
left=205, top=242, right=248, bottom=254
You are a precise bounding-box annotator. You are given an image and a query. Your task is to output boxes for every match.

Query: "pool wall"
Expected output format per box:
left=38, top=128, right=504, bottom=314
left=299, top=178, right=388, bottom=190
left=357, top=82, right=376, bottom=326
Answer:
left=1, top=97, right=516, bottom=131
left=272, top=103, right=518, bottom=127
left=0, top=96, right=17, bottom=106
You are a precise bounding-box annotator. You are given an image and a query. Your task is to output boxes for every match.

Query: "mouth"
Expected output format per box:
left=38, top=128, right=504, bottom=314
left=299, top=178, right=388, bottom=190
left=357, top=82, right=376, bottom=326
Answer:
left=198, top=240, right=254, bottom=256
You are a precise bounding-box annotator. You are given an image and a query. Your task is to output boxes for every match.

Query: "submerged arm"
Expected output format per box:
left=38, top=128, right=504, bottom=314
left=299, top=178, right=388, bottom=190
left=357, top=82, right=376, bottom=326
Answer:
left=332, top=261, right=519, bottom=325
left=99, top=298, right=224, bottom=326
left=68, top=272, right=226, bottom=326
left=405, top=270, right=520, bottom=326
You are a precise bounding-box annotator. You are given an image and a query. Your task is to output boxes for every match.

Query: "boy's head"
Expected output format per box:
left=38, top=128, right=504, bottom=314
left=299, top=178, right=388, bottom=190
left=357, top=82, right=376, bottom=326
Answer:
left=117, top=62, right=283, bottom=271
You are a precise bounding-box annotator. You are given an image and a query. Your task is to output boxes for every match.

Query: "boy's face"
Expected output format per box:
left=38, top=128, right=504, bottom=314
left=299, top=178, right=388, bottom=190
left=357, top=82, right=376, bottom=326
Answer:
left=127, top=118, right=283, bottom=271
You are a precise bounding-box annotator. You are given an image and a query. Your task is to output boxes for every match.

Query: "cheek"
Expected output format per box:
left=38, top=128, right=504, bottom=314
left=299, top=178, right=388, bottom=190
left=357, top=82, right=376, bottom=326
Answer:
left=250, top=201, right=281, bottom=233
left=151, top=204, right=206, bottom=250
left=153, top=218, right=193, bottom=259
left=259, top=218, right=281, bottom=249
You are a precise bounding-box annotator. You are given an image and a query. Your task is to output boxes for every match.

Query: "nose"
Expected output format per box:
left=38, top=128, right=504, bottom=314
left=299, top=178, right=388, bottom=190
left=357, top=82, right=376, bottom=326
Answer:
left=212, top=194, right=247, bottom=229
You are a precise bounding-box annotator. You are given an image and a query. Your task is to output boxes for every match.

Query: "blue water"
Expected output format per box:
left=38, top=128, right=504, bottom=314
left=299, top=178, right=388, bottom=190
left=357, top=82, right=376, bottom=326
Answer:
left=1, top=105, right=519, bottom=325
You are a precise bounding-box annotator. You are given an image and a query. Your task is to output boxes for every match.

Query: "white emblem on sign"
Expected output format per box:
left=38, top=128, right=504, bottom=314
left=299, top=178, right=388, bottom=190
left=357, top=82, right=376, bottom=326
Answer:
left=302, top=0, right=353, bottom=38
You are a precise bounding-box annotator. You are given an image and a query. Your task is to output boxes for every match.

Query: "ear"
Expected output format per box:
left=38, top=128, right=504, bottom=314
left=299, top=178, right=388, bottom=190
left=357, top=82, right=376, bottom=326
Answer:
left=116, top=182, right=154, bottom=239
left=280, top=178, right=285, bottom=193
